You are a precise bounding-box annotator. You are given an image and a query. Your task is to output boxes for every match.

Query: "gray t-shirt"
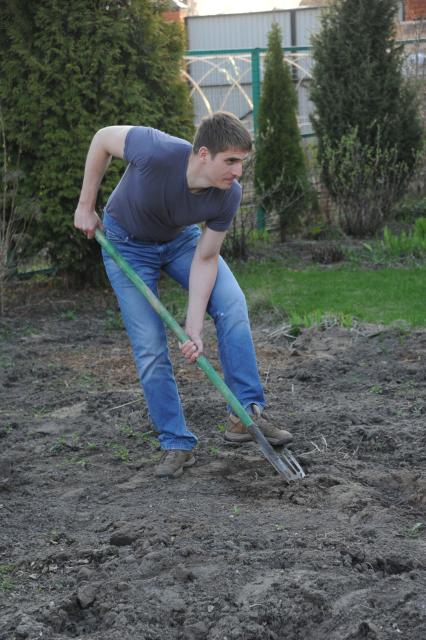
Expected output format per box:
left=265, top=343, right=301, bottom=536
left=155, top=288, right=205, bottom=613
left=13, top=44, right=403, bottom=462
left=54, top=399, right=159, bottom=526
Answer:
left=105, top=127, right=242, bottom=242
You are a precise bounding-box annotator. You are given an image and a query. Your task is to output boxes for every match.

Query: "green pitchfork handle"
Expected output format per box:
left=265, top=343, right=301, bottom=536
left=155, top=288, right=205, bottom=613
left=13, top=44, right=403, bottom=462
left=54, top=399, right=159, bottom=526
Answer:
left=95, top=229, right=305, bottom=482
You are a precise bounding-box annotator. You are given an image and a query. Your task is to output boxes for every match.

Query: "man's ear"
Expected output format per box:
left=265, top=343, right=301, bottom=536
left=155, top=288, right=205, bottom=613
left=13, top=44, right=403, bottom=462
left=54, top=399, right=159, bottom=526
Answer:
left=198, top=146, right=210, bottom=162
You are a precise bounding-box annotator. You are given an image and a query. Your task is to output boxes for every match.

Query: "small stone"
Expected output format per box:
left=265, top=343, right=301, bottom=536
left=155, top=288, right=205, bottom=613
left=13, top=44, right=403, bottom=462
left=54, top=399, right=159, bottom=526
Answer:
left=174, top=564, right=195, bottom=583
left=115, top=613, right=128, bottom=626
left=44, top=609, right=67, bottom=633
left=358, top=620, right=380, bottom=637
left=110, top=529, right=138, bottom=547
left=171, top=597, right=186, bottom=612
left=15, top=625, right=30, bottom=639
left=104, top=612, right=117, bottom=626
left=77, top=567, right=95, bottom=582
left=295, top=539, right=307, bottom=548
left=183, top=622, right=209, bottom=640
left=159, top=587, right=186, bottom=612
left=77, top=584, right=97, bottom=608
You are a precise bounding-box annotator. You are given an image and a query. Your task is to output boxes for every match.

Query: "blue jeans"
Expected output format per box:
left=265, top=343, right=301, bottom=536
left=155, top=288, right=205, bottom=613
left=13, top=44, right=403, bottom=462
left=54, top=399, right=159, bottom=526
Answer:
left=102, top=211, right=265, bottom=451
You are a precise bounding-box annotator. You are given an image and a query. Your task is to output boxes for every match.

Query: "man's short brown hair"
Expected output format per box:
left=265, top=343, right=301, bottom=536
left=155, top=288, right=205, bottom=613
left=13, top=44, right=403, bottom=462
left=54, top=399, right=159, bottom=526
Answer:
left=193, top=111, right=252, bottom=157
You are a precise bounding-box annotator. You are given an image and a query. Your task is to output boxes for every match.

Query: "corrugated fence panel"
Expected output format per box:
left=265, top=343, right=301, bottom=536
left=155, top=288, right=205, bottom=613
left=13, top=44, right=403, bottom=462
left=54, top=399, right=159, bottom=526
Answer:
left=186, top=10, right=292, bottom=51
left=187, top=4, right=404, bottom=51
left=295, top=8, right=322, bottom=47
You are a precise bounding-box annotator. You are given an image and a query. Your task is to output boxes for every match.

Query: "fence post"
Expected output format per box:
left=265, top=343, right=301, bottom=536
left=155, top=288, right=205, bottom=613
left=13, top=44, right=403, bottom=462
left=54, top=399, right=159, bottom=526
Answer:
left=251, top=48, right=265, bottom=229
left=251, top=47, right=261, bottom=134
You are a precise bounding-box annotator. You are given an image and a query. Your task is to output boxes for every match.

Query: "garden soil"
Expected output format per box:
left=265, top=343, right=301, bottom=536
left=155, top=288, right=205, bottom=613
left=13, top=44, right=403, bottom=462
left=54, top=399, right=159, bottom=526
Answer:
left=0, top=284, right=425, bottom=640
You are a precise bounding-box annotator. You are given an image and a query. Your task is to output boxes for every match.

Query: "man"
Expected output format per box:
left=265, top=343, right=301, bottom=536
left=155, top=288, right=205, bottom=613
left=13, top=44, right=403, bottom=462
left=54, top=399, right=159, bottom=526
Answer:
left=74, top=112, right=292, bottom=478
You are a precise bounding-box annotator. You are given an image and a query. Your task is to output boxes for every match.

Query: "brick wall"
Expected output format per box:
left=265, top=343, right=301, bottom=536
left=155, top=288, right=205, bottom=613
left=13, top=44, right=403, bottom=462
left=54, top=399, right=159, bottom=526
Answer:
left=162, top=9, right=187, bottom=23
left=405, top=0, right=426, bottom=20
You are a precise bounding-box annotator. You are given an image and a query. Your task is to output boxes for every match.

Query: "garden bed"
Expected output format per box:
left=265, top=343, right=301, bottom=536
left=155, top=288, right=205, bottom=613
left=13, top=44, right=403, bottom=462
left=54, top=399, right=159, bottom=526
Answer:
left=0, top=283, right=425, bottom=639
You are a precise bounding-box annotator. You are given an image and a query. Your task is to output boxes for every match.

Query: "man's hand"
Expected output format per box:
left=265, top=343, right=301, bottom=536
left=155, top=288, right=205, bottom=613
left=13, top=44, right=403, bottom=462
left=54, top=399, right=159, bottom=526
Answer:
left=179, top=332, right=203, bottom=363
left=74, top=207, right=102, bottom=240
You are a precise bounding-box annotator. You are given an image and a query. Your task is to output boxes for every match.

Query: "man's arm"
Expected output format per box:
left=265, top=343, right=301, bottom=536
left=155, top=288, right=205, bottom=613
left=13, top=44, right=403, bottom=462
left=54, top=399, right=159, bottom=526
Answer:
left=74, top=125, right=132, bottom=239
left=180, top=226, right=226, bottom=363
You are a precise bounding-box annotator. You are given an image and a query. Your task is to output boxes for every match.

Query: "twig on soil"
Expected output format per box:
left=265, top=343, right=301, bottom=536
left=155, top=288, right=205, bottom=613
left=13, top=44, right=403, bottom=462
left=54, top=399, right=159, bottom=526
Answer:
left=268, top=323, right=296, bottom=340
left=300, top=435, right=329, bottom=456
left=366, top=330, right=385, bottom=339
left=85, top=388, right=140, bottom=395
left=264, top=365, right=271, bottom=386
left=352, top=435, right=366, bottom=457
left=105, top=398, right=143, bottom=412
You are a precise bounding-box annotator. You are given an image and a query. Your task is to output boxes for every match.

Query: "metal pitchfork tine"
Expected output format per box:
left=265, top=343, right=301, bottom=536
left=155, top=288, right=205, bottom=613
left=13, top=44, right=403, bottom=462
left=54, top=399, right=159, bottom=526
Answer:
left=96, top=230, right=305, bottom=482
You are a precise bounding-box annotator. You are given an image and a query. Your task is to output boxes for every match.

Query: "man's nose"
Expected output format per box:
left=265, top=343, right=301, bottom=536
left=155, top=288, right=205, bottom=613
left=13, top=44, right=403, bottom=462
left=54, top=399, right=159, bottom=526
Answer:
left=233, top=163, right=243, bottom=177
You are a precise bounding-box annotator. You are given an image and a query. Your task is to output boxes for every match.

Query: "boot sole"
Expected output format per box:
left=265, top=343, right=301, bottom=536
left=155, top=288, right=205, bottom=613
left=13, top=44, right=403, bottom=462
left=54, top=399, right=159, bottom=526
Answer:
left=224, top=433, right=252, bottom=443
left=156, top=455, right=196, bottom=479
left=264, top=436, right=293, bottom=447
left=224, top=433, right=293, bottom=447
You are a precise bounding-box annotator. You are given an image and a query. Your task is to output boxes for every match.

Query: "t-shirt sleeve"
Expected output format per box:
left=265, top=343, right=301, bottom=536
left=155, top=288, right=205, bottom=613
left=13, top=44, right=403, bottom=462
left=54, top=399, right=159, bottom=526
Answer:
left=123, top=126, right=156, bottom=167
left=206, top=181, right=242, bottom=232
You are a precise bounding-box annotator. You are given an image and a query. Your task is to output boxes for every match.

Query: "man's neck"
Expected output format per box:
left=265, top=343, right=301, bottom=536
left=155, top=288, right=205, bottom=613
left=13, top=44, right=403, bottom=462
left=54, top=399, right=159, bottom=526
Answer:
left=186, top=153, right=210, bottom=191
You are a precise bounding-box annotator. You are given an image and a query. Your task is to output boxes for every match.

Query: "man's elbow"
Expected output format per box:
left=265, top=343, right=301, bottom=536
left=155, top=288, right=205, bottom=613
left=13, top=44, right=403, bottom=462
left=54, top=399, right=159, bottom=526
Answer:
left=197, top=249, right=220, bottom=263
left=94, top=127, right=108, bottom=140
left=91, top=128, right=111, bottom=153
left=94, top=126, right=127, bottom=159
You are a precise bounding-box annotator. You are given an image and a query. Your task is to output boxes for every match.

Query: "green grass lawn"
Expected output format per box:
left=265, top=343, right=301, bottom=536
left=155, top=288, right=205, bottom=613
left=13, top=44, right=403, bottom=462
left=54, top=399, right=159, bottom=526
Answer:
left=160, top=262, right=425, bottom=328
left=233, top=262, right=426, bottom=327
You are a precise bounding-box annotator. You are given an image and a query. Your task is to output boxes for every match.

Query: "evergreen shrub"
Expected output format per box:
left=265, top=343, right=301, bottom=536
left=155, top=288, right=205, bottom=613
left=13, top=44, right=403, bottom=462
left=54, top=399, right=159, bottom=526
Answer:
left=310, top=0, right=423, bottom=236
left=0, top=0, right=193, bottom=282
left=255, top=23, right=310, bottom=240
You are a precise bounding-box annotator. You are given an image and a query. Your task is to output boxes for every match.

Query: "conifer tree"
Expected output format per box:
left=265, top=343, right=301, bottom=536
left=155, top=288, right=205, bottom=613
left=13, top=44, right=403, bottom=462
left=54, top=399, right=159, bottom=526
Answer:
left=254, top=22, right=309, bottom=240
left=0, top=0, right=193, bottom=281
left=310, top=0, right=423, bottom=235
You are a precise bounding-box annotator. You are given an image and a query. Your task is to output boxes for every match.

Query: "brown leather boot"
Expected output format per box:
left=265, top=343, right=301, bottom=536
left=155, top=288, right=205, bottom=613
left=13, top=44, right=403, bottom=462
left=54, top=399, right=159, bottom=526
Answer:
left=224, top=405, right=293, bottom=446
left=154, top=450, right=196, bottom=478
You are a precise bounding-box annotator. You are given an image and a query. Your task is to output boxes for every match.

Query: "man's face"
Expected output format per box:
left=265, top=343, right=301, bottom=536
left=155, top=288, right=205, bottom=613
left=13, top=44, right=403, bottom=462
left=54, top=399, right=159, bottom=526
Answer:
left=202, top=147, right=249, bottom=189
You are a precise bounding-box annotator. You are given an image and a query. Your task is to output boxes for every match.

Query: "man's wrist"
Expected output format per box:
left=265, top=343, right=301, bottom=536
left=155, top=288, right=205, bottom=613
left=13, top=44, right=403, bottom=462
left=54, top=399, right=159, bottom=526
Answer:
left=77, top=199, right=96, bottom=210
left=185, top=322, right=203, bottom=338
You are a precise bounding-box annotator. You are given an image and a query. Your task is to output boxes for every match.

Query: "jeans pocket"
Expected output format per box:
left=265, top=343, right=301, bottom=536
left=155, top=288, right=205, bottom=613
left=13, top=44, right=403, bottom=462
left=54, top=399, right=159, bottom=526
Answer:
left=103, top=214, right=129, bottom=243
left=104, top=227, right=128, bottom=243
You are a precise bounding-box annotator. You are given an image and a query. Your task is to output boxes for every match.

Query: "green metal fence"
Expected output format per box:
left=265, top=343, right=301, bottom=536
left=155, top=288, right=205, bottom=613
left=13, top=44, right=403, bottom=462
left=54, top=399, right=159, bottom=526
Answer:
left=184, top=46, right=314, bottom=137
left=184, top=40, right=426, bottom=138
